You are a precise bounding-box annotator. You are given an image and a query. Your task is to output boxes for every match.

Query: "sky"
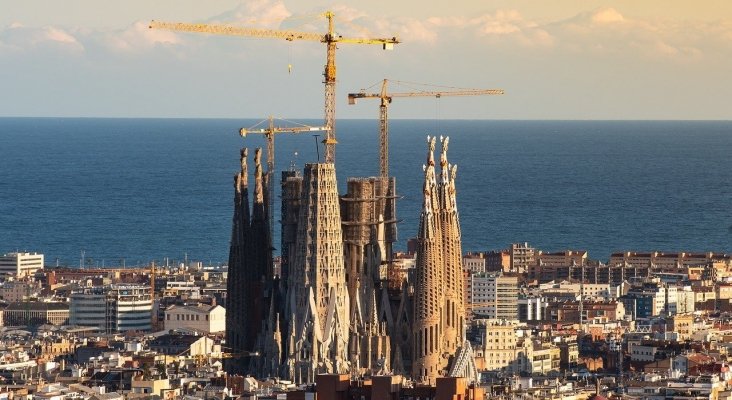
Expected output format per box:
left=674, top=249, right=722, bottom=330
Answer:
left=1, top=0, right=731, bottom=119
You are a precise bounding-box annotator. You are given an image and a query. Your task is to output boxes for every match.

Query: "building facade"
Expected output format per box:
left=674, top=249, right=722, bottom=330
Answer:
left=164, top=304, right=226, bottom=333
left=2, top=302, right=69, bottom=326
left=509, top=243, right=536, bottom=274
left=0, top=252, right=44, bottom=279
left=411, top=136, right=473, bottom=384
left=468, top=272, right=518, bottom=320
left=70, top=284, right=152, bottom=333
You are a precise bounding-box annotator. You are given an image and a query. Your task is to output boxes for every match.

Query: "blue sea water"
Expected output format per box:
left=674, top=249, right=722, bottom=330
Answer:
left=1, top=118, right=731, bottom=267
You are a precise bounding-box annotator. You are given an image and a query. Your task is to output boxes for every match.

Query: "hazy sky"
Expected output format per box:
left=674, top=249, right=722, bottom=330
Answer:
left=1, top=0, right=730, bottom=119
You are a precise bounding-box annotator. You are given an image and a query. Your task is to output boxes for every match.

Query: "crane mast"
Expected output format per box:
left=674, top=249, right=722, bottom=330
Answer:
left=151, top=12, right=399, bottom=164
left=348, top=79, right=505, bottom=179
left=240, top=117, right=326, bottom=237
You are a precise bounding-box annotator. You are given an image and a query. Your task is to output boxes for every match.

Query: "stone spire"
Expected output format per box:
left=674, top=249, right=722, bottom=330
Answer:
left=286, top=162, right=350, bottom=383
left=410, top=135, right=467, bottom=384
left=226, top=148, right=252, bottom=372
left=253, top=148, right=265, bottom=209
left=412, top=136, right=446, bottom=384
left=438, top=136, right=465, bottom=354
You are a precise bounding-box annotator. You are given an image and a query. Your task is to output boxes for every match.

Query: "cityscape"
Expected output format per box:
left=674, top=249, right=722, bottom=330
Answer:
left=2, top=1, right=732, bottom=400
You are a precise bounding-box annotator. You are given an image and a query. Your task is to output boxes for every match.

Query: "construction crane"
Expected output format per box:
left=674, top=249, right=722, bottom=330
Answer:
left=347, top=79, right=505, bottom=179
left=239, top=117, right=326, bottom=236
left=150, top=12, right=399, bottom=164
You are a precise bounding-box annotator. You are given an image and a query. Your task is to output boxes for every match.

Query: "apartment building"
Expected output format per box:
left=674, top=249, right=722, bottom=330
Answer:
left=0, top=252, right=44, bottom=279
left=468, top=273, right=518, bottom=320
left=70, top=284, right=152, bottom=333
left=510, top=243, right=536, bottom=274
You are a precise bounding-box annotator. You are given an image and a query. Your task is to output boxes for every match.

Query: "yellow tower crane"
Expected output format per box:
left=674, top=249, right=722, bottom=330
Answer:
left=150, top=12, right=399, bottom=164
left=239, top=116, right=326, bottom=235
left=347, top=79, right=505, bottom=179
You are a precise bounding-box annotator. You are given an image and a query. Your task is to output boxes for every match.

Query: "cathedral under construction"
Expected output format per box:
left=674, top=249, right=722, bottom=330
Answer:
left=225, top=136, right=476, bottom=385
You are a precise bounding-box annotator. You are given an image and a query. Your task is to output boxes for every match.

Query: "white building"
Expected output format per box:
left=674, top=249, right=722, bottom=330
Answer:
left=70, top=284, right=152, bottom=333
left=676, top=287, right=696, bottom=314
left=469, top=272, right=518, bottom=320
left=474, top=319, right=530, bottom=373
left=518, top=296, right=547, bottom=321
left=557, top=281, right=613, bottom=300
left=0, top=252, right=44, bottom=279
left=164, top=304, right=226, bottom=333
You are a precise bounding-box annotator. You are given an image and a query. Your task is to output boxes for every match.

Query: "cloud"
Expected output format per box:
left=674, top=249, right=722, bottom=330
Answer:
left=591, top=8, right=625, bottom=25
left=467, top=10, right=555, bottom=48
left=105, top=21, right=180, bottom=52
left=2, top=4, right=729, bottom=65
left=0, top=24, right=85, bottom=53
left=207, top=0, right=291, bottom=28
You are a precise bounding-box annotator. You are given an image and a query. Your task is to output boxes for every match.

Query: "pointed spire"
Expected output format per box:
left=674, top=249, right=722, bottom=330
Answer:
left=427, top=135, right=436, bottom=166
left=254, top=148, right=264, bottom=205
left=440, top=135, right=450, bottom=183
left=369, top=288, right=379, bottom=334
left=449, top=164, right=458, bottom=211
left=421, top=136, right=438, bottom=220
left=240, top=148, right=249, bottom=188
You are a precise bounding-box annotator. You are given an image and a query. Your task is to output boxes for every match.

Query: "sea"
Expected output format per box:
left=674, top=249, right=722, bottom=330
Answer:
left=1, top=118, right=731, bottom=267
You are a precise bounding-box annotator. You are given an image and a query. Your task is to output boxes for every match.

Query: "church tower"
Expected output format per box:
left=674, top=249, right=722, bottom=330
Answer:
left=286, top=163, right=350, bottom=383
left=438, top=137, right=465, bottom=357
left=412, top=136, right=446, bottom=384
left=411, top=136, right=468, bottom=384
left=225, top=149, right=253, bottom=372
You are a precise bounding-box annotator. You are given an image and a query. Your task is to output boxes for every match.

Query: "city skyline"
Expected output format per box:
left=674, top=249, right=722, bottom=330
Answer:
left=1, top=0, right=730, bottom=120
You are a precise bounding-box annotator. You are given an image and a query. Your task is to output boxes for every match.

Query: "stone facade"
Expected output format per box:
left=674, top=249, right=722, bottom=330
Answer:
left=412, top=136, right=472, bottom=384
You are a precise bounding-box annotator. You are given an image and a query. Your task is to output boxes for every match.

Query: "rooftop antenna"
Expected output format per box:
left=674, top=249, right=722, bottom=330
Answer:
left=313, top=135, right=321, bottom=162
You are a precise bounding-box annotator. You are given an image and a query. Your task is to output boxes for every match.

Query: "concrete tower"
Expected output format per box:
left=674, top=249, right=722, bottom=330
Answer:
left=286, top=163, right=350, bottom=383
left=412, top=136, right=446, bottom=384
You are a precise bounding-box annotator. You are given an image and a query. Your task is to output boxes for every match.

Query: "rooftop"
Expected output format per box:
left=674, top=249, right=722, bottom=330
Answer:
left=5, top=301, right=69, bottom=311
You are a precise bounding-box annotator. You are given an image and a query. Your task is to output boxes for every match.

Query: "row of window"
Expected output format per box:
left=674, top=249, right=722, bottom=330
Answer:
left=166, top=313, right=210, bottom=321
